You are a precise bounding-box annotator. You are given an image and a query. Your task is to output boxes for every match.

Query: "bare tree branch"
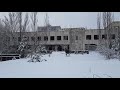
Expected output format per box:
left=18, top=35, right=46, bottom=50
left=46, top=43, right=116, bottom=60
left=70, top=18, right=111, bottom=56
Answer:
left=31, top=12, right=38, bottom=52
left=23, top=13, right=29, bottom=32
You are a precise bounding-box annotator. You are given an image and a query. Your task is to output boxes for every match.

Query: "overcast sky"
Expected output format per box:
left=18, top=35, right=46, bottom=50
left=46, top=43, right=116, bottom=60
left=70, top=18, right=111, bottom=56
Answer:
left=0, top=12, right=120, bottom=29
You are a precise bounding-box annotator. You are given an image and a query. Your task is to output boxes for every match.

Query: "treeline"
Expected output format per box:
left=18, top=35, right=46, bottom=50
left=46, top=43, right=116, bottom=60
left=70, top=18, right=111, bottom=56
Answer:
left=0, top=12, right=38, bottom=56
left=97, top=12, right=120, bottom=60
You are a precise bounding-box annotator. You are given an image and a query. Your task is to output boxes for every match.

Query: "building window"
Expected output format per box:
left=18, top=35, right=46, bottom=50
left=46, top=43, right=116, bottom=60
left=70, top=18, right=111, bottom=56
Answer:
left=44, top=36, right=48, bottom=41
left=111, top=34, right=115, bottom=39
left=50, top=36, right=54, bottom=41
left=37, top=37, right=41, bottom=41
left=94, top=35, right=99, bottom=40
left=63, top=36, right=68, bottom=40
left=102, top=34, right=107, bottom=39
left=76, top=36, right=78, bottom=40
left=18, top=37, right=20, bottom=41
left=86, top=35, right=91, bottom=40
left=31, top=37, right=35, bottom=41
left=57, top=36, right=61, bottom=40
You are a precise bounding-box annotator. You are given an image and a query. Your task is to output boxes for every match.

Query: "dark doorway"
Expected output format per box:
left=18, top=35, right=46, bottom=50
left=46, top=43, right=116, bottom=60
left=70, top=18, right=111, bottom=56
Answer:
left=49, top=46, right=52, bottom=50
left=89, top=44, right=97, bottom=51
left=57, top=45, right=62, bottom=51
left=67, top=45, right=69, bottom=50
left=47, top=45, right=55, bottom=51
left=85, top=44, right=97, bottom=51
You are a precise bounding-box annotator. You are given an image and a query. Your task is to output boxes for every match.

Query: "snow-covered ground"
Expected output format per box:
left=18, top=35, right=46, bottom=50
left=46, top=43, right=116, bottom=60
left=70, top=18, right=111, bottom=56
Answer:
left=0, top=51, right=120, bottom=78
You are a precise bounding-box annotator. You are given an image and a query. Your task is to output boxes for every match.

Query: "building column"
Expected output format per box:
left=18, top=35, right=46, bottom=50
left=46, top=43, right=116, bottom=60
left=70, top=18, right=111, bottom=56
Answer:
left=55, top=45, right=57, bottom=51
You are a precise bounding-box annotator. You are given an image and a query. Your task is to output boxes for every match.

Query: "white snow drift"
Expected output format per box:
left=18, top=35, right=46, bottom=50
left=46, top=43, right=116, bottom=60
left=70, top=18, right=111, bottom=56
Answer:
left=0, top=52, right=120, bottom=78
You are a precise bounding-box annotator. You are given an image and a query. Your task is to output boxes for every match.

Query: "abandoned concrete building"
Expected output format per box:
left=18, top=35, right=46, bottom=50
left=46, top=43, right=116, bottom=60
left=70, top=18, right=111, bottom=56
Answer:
left=9, top=21, right=120, bottom=51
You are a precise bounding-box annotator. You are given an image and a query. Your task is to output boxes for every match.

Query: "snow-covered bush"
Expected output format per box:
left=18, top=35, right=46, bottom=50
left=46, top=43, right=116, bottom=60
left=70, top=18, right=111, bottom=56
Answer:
left=28, top=45, right=48, bottom=63
left=28, top=53, right=41, bottom=62
left=104, top=48, right=116, bottom=59
left=96, top=45, right=116, bottom=60
left=28, top=53, right=47, bottom=62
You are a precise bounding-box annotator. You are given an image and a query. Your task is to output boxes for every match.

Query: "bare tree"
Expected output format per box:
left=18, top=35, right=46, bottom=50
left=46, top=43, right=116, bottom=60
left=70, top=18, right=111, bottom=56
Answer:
left=3, top=12, right=19, bottom=38
left=2, top=12, right=19, bottom=53
left=44, top=12, right=50, bottom=51
left=0, top=19, right=6, bottom=53
left=17, top=12, right=22, bottom=42
left=97, top=12, right=102, bottom=45
left=23, top=13, right=29, bottom=32
left=18, top=12, right=30, bottom=57
left=2, top=12, right=30, bottom=55
left=31, top=12, right=38, bottom=52
left=44, top=13, right=50, bottom=27
left=96, top=12, right=102, bottom=52
left=3, top=12, right=19, bottom=32
left=102, top=12, right=114, bottom=49
left=97, top=12, right=116, bottom=59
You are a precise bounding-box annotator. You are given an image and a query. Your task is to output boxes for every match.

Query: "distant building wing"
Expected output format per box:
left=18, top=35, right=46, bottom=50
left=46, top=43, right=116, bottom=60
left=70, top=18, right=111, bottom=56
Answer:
left=38, top=26, right=61, bottom=31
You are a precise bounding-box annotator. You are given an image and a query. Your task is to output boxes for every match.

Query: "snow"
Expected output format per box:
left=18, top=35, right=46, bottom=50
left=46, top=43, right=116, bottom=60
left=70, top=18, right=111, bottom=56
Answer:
left=0, top=51, right=120, bottom=78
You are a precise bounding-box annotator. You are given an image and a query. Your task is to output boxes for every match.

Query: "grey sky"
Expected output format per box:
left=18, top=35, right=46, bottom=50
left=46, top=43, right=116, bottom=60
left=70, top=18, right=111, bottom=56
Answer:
left=0, top=12, right=120, bottom=29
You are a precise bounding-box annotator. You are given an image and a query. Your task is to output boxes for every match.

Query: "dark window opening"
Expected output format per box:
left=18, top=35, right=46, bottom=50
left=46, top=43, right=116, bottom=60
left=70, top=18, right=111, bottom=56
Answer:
left=50, top=36, right=54, bottom=41
left=86, top=35, right=91, bottom=40
left=76, top=36, right=78, bottom=40
left=57, top=36, right=61, bottom=40
left=94, top=35, right=99, bottom=40
left=111, top=34, right=115, bottom=39
left=37, top=37, right=41, bottom=41
left=102, top=34, right=107, bottom=39
left=44, top=36, right=48, bottom=41
left=64, top=36, right=68, bottom=40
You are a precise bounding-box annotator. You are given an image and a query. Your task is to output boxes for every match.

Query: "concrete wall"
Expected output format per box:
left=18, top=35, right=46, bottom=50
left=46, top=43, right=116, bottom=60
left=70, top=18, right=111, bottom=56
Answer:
left=8, top=21, right=120, bottom=51
left=36, top=30, right=70, bottom=45
left=84, top=29, right=99, bottom=45
left=69, top=28, right=85, bottom=51
left=9, top=30, right=70, bottom=46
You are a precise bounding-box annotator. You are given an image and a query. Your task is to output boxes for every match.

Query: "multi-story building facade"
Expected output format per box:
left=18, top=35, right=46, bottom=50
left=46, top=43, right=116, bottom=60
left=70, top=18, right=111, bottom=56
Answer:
left=9, top=21, right=120, bottom=51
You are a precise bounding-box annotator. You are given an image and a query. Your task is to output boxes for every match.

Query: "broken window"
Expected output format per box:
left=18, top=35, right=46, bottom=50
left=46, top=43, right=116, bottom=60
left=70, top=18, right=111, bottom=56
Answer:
left=86, top=35, right=91, bottom=40
left=76, top=36, right=78, bottom=40
left=50, top=36, right=54, bottom=41
left=102, top=34, right=107, bottom=39
left=64, top=36, right=68, bottom=40
left=44, top=36, right=48, bottom=41
left=94, top=35, right=99, bottom=40
left=57, top=36, right=61, bottom=40
left=37, top=37, right=41, bottom=41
